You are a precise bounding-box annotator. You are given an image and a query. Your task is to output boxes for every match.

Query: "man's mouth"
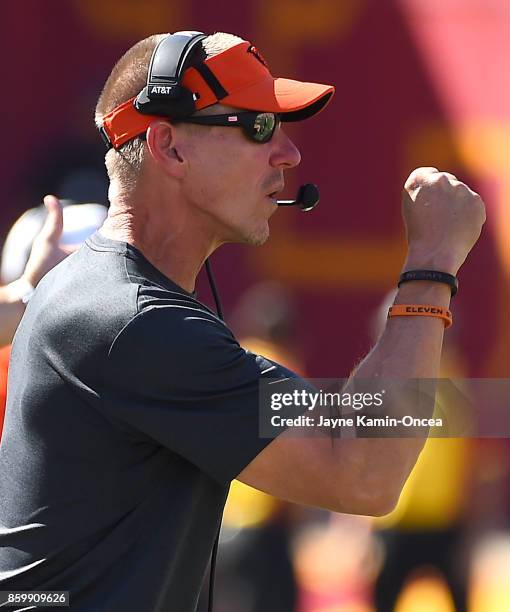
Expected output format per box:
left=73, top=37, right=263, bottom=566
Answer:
left=266, top=186, right=284, bottom=201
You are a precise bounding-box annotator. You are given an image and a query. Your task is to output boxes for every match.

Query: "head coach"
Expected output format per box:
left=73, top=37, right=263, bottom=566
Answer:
left=0, top=31, right=485, bottom=611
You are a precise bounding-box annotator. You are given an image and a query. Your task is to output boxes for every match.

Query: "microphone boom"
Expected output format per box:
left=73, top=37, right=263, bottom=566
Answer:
left=276, top=183, right=320, bottom=211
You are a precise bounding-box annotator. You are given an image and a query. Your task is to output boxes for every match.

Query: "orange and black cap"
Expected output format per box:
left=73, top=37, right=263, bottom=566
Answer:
left=100, top=40, right=335, bottom=150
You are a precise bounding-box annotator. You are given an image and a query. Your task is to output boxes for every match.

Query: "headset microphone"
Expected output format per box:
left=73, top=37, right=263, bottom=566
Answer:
left=276, top=183, right=320, bottom=211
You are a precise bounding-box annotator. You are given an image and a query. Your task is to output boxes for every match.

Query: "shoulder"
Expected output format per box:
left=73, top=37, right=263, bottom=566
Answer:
left=106, top=293, right=249, bottom=386
left=133, top=288, right=233, bottom=351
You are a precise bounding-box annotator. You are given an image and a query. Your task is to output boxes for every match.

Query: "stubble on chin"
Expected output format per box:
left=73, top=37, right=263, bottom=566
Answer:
left=245, top=225, right=270, bottom=246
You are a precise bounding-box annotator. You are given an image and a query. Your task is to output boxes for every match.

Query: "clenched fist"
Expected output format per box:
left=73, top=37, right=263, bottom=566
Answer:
left=402, top=167, right=486, bottom=275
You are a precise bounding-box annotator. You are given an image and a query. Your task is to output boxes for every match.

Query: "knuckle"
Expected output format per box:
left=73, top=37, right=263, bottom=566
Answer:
left=405, top=166, right=439, bottom=188
left=453, top=181, right=469, bottom=193
left=434, top=173, right=451, bottom=186
left=404, top=174, right=419, bottom=190
left=443, top=172, right=458, bottom=182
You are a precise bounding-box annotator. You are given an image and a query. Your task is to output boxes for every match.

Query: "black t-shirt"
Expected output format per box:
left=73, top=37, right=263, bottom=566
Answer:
left=0, top=233, right=301, bottom=612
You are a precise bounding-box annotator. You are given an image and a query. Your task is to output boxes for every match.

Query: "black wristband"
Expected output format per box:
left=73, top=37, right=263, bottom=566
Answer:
left=398, top=270, right=458, bottom=297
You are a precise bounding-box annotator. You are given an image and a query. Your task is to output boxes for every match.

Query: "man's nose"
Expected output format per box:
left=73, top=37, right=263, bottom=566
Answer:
left=269, top=129, right=301, bottom=169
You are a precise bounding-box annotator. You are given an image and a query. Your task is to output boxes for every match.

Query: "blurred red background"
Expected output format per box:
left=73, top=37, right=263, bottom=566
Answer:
left=1, top=0, right=507, bottom=378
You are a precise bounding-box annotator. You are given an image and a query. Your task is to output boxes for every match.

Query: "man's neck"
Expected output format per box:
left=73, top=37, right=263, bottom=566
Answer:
left=101, top=198, right=218, bottom=294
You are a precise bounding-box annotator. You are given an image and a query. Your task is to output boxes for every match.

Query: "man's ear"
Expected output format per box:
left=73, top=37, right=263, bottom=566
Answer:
left=145, top=120, right=186, bottom=179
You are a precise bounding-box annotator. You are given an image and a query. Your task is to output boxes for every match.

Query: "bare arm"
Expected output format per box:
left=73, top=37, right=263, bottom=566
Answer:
left=0, top=282, right=30, bottom=346
left=0, top=196, right=65, bottom=346
left=238, top=168, right=486, bottom=516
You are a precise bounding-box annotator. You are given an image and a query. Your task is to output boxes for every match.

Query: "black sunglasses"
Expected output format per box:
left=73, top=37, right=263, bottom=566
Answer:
left=176, top=111, right=281, bottom=143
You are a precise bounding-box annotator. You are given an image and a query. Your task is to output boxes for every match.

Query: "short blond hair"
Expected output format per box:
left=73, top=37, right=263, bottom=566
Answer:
left=95, top=32, right=244, bottom=189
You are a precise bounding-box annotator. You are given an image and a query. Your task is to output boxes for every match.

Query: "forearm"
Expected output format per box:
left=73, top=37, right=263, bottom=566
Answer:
left=240, top=168, right=484, bottom=517
left=0, top=280, right=30, bottom=346
left=332, top=280, right=452, bottom=512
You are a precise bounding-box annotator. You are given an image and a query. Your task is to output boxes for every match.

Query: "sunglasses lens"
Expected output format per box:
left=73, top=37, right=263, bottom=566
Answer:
left=251, top=113, right=278, bottom=142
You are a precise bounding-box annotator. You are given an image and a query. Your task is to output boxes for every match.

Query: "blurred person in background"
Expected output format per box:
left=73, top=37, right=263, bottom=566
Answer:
left=0, top=30, right=485, bottom=612
left=230, top=281, right=305, bottom=374
left=0, top=196, right=67, bottom=347
left=0, top=199, right=108, bottom=288
left=0, top=198, right=108, bottom=438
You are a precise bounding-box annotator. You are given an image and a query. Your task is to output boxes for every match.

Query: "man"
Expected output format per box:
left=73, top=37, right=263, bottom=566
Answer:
left=0, top=31, right=485, bottom=611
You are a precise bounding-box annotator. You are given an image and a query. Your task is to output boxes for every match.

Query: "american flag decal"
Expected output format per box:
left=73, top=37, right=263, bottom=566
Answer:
left=247, top=45, right=268, bottom=68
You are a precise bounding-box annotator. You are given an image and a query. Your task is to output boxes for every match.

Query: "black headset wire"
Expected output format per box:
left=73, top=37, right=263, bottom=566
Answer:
left=205, top=258, right=224, bottom=321
left=204, top=257, right=223, bottom=612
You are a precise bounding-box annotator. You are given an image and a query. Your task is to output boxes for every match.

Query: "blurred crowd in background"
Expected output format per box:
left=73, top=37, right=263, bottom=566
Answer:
left=2, top=0, right=510, bottom=610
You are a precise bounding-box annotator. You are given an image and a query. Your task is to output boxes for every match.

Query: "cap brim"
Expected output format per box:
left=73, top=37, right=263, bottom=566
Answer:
left=222, top=76, right=335, bottom=122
